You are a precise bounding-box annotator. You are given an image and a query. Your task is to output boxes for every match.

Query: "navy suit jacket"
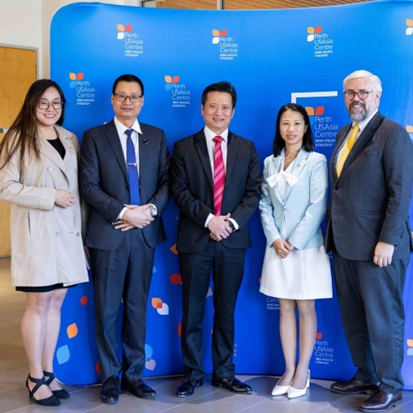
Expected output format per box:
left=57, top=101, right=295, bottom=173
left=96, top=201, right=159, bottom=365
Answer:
left=171, top=129, right=261, bottom=254
left=79, top=119, right=170, bottom=250
left=325, top=111, right=413, bottom=261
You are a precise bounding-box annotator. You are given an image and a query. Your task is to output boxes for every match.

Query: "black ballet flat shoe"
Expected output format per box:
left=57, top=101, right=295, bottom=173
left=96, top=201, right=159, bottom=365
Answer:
left=43, top=370, right=70, bottom=399
left=26, top=375, right=61, bottom=406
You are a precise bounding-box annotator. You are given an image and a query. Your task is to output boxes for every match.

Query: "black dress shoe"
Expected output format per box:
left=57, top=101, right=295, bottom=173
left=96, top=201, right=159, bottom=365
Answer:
left=100, top=376, right=120, bottom=404
left=330, top=378, right=379, bottom=395
left=359, top=390, right=402, bottom=412
left=176, top=378, right=204, bottom=397
left=121, top=379, right=156, bottom=398
left=212, top=377, right=252, bottom=394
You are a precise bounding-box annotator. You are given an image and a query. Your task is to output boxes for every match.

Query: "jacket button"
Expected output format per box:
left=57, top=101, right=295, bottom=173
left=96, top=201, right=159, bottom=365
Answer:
left=55, top=231, right=60, bottom=236
left=47, top=167, right=53, bottom=172
left=76, top=232, right=80, bottom=237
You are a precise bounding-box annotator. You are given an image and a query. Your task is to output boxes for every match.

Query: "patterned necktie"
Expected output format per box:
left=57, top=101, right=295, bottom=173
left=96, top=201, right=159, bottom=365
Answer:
left=125, top=129, right=140, bottom=205
left=336, top=124, right=360, bottom=177
left=213, top=135, right=225, bottom=216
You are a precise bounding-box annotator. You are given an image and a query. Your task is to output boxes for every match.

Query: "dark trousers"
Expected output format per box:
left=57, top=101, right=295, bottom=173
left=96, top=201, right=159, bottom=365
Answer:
left=179, top=240, right=246, bottom=380
left=90, top=229, right=154, bottom=383
left=333, top=252, right=408, bottom=394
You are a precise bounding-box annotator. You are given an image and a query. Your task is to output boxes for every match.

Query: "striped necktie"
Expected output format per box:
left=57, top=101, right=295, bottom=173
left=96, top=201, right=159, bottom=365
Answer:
left=213, top=135, right=225, bottom=216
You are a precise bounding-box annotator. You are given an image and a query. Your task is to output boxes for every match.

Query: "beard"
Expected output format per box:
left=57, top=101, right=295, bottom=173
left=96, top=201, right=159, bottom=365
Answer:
left=347, top=101, right=368, bottom=123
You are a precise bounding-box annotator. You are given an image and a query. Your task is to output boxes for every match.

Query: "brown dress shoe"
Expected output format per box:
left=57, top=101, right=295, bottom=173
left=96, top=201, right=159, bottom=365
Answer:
left=330, top=378, right=379, bottom=395
left=359, top=390, right=402, bottom=412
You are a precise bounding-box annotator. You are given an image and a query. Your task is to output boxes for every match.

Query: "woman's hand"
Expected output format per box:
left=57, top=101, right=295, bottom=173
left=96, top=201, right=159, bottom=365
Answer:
left=55, top=189, right=75, bottom=208
left=273, top=238, right=294, bottom=259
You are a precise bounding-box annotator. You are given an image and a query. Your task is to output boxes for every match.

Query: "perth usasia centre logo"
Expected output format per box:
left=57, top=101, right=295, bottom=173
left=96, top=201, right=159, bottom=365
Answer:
left=212, top=29, right=238, bottom=61
left=69, top=72, right=95, bottom=106
left=307, top=25, right=334, bottom=58
left=164, top=75, right=191, bottom=108
left=117, top=23, right=144, bottom=57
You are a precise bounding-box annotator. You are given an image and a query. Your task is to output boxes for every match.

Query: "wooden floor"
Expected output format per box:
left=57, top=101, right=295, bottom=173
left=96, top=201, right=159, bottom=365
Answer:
left=0, top=257, right=412, bottom=412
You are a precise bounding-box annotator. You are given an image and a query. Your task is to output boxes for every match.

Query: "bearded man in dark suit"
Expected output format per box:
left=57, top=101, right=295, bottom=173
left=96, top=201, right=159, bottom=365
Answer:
left=325, top=70, right=413, bottom=412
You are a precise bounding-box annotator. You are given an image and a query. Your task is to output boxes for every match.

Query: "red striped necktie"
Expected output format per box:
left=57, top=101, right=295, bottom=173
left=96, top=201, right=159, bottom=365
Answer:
left=213, top=135, right=225, bottom=216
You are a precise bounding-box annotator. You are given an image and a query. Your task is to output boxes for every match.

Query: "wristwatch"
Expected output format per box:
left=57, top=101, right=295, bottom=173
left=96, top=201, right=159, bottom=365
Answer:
left=150, top=205, right=158, bottom=217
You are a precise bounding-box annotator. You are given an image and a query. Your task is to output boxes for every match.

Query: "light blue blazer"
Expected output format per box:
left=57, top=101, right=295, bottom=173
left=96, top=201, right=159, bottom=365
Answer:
left=259, top=148, right=328, bottom=250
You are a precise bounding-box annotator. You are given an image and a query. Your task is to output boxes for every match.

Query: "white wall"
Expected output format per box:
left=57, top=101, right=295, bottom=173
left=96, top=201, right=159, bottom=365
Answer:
left=0, top=0, right=42, bottom=75
left=0, top=0, right=140, bottom=79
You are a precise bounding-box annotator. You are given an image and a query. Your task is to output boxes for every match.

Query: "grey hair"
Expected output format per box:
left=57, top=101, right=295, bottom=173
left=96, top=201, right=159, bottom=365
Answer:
left=343, top=70, right=382, bottom=93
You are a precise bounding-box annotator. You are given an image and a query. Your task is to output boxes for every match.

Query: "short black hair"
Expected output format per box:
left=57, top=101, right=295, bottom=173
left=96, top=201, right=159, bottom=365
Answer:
left=273, top=103, right=314, bottom=157
left=201, top=81, right=237, bottom=108
left=112, top=74, right=144, bottom=95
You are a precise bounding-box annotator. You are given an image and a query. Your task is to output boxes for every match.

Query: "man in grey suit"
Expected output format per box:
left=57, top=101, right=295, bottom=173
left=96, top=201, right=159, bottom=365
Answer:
left=325, top=70, right=413, bottom=412
left=80, top=74, right=170, bottom=404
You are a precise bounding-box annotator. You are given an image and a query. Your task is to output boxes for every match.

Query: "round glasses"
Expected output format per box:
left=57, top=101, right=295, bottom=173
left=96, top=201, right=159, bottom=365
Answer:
left=344, top=90, right=373, bottom=100
left=39, top=100, right=63, bottom=110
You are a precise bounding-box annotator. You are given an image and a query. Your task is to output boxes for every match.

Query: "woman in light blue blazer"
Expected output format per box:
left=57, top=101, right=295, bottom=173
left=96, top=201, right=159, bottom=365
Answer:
left=259, top=103, right=332, bottom=399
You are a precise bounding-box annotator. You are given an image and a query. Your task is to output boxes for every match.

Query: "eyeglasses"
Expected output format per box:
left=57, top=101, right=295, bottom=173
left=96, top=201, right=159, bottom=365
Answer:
left=113, top=93, right=143, bottom=104
left=38, top=100, right=64, bottom=110
left=344, top=90, right=373, bottom=100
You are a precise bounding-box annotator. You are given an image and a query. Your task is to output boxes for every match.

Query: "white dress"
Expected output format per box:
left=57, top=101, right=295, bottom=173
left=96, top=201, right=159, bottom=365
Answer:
left=260, top=159, right=332, bottom=300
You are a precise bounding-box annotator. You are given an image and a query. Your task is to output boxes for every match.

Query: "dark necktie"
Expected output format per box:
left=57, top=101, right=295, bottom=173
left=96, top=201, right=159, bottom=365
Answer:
left=125, top=129, right=140, bottom=205
left=213, top=135, right=225, bottom=216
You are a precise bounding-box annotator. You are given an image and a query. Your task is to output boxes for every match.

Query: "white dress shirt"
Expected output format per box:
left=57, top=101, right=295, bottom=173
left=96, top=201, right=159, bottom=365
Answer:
left=203, top=126, right=238, bottom=230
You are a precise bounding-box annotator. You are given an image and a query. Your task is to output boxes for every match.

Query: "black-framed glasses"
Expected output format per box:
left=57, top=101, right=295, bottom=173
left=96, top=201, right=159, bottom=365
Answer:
left=113, top=93, right=143, bottom=103
left=38, top=100, right=64, bottom=110
left=344, top=90, right=373, bottom=100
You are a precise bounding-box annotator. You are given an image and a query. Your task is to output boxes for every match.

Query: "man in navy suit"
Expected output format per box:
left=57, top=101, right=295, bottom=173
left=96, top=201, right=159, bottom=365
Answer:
left=80, top=74, right=170, bottom=404
left=171, top=81, right=261, bottom=397
left=325, top=70, right=413, bottom=412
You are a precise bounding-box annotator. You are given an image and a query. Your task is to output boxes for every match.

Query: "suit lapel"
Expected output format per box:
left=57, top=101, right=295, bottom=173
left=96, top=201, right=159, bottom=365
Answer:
left=268, top=154, right=284, bottom=205
left=284, top=148, right=309, bottom=202
left=225, top=132, right=239, bottom=185
left=104, top=120, right=128, bottom=183
left=339, top=112, right=384, bottom=179
left=37, top=131, right=67, bottom=178
left=195, top=130, right=214, bottom=191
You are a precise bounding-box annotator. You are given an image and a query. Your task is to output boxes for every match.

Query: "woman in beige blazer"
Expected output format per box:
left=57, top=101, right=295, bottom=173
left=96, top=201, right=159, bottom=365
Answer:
left=0, top=79, right=88, bottom=406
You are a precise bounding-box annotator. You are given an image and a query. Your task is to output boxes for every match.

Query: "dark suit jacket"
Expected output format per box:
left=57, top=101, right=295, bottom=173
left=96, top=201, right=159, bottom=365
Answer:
left=325, top=111, right=413, bottom=261
left=171, top=129, right=261, bottom=254
left=79, top=119, right=170, bottom=250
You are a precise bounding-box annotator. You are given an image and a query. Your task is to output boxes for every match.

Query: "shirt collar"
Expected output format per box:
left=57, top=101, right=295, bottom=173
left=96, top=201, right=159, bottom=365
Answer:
left=204, top=126, right=228, bottom=142
left=114, top=116, right=142, bottom=137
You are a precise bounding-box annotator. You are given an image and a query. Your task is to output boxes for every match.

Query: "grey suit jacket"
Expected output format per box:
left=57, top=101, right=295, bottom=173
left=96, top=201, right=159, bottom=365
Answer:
left=325, top=111, right=413, bottom=261
left=79, top=120, right=170, bottom=250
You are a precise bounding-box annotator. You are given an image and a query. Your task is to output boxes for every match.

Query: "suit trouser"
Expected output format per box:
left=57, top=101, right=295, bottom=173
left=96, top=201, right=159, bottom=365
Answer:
left=332, top=252, right=408, bottom=394
left=90, top=229, right=154, bottom=383
left=179, top=240, right=246, bottom=380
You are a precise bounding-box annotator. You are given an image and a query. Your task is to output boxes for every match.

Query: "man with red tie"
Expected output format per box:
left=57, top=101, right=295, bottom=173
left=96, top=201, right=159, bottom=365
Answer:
left=171, top=81, right=261, bottom=397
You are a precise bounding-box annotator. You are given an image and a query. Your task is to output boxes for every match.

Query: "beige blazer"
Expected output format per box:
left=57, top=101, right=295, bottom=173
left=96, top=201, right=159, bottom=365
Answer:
left=0, top=125, right=88, bottom=287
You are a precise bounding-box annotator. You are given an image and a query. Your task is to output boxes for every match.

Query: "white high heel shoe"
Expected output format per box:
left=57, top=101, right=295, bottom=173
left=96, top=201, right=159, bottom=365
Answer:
left=287, top=370, right=310, bottom=399
left=271, top=375, right=291, bottom=396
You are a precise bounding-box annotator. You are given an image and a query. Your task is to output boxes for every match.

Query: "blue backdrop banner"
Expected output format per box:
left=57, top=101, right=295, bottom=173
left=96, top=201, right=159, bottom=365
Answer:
left=51, top=0, right=413, bottom=388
